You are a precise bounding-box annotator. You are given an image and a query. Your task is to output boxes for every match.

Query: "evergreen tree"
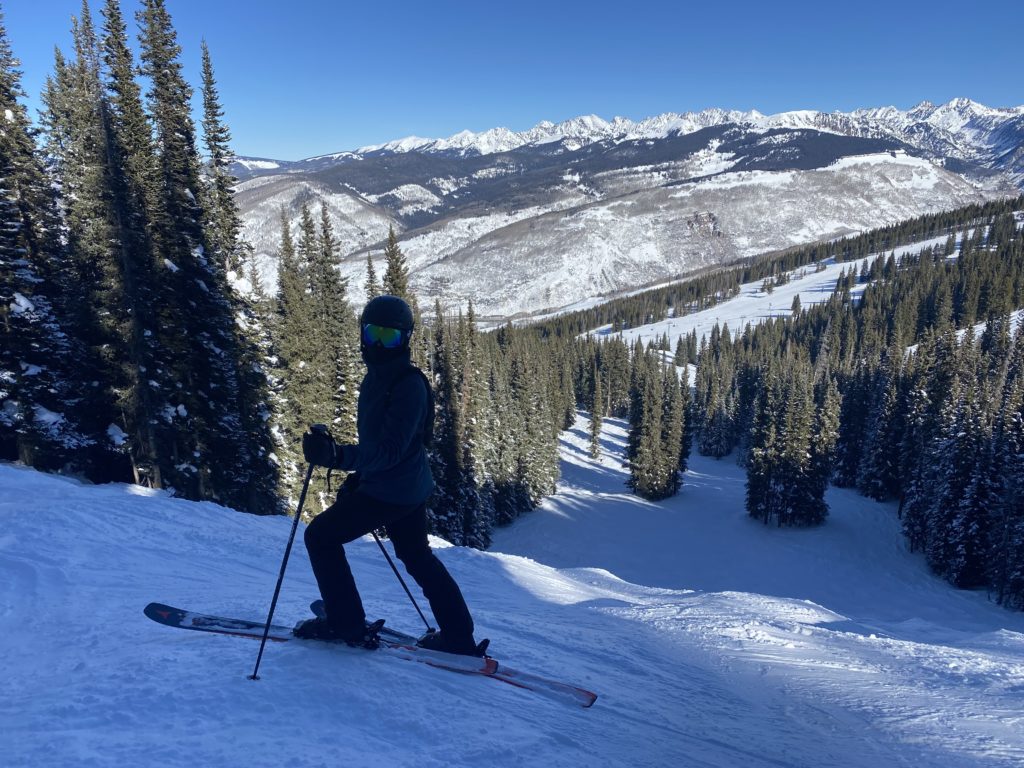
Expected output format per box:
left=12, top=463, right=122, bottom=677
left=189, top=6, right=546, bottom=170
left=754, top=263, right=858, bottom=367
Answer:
left=0, top=10, right=88, bottom=467
left=37, top=2, right=128, bottom=479
left=272, top=209, right=310, bottom=506
left=137, top=0, right=205, bottom=251
left=659, top=365, right=685, bottom=496
left=810, top=377, right=841, bottom=508
left=311, top=205, right=358, bottom=443
left=123, top=0, right=279, bottom=511
left=426, top=305, right=494, bottom=547
left=832, top=364, right=870, bottom=487
left=365, top=253, right=380, bottom=301
left=199, top=40, right=243, bottom=273
left=747, top=367, right=781, bottom=524
left=989, top=339, right=1024, bottom=607
left=855, top=350, right=904, bottom=500
left=98, top=0, right=174, bottom=489
left=382, top=224, right=410, bottom=299
left=589, top=364, right=602, bottom=459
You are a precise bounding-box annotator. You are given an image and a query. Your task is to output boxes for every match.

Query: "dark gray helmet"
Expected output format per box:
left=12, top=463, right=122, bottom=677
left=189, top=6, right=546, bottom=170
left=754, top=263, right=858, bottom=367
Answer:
left=361, top=295, right=414, bottom=331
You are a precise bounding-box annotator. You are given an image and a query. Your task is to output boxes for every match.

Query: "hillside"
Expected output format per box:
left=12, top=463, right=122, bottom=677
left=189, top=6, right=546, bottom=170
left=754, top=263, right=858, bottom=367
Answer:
left=231, top=99, right=1023, bottom=320
left=3, top=417, right=1023, bottom=767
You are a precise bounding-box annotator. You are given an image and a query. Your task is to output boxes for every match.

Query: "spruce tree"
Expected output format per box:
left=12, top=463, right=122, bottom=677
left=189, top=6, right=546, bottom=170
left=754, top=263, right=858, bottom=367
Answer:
left=747, top=368, right=781, bottom=524
left=659, top=365, right=685, bottom=497
left=382, top=224, right=410, bottom=299
left=365, top=253, right=380, bottom=301
left=37, top=2, right=127, bottom=478
left=125, top=0, right=279, bottom=510
left=856, top=350, right=903, bottom=500
left=0, top=10, right=87, bottom=467
left=98, top=0, right=174, bottom=488
left=589, top=364, right=603, bottom=459
left=199, top=40, right=243, bottom=274
left=272, top=209, right=312, bottom=506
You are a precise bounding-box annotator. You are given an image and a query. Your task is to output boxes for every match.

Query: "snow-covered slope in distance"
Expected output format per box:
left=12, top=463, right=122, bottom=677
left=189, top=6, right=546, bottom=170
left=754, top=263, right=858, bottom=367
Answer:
left=232, top=98, right=1021, bottom=321
left=3, top=412, right=1024, bottom=767
left=238, top=149, right=998, bottom=320
left=397, top=151, right=986, bottom=319
left=591, top=225, right=1024, bottom=359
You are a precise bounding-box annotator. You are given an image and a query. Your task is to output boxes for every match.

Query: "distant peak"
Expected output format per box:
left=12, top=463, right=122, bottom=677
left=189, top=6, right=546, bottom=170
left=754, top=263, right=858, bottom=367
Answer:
left=309, top=98, right=1020, bottom=162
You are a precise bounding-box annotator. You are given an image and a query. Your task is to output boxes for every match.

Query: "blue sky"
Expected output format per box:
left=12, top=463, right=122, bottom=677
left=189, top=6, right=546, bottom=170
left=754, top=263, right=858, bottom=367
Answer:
left=5, top=0, right=1022, bottom=160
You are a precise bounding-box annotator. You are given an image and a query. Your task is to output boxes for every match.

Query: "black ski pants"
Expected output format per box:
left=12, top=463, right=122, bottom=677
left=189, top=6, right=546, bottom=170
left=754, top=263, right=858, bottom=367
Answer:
left=304, top=489, right=474, bottom=641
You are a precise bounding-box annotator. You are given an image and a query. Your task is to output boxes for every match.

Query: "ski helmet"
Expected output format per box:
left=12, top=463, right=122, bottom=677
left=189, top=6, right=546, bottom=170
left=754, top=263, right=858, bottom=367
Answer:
left=361, top=295, right=415, bottom=332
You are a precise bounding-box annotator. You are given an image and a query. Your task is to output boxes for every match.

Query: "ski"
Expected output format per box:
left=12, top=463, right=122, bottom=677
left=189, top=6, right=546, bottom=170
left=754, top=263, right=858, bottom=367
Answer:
left=310, top=600, right=598, bottom=708
left=143, top=602, right=497, bottom=676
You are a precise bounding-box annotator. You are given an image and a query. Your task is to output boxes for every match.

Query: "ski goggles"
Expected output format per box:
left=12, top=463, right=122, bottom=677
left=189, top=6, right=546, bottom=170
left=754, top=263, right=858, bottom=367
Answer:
left=362, top=323, right=407, bottom=349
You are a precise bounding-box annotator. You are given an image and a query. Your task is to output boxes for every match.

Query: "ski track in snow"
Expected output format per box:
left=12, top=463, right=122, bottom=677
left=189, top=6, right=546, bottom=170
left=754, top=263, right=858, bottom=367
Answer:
left=2, top=415, right=1024, bottom=767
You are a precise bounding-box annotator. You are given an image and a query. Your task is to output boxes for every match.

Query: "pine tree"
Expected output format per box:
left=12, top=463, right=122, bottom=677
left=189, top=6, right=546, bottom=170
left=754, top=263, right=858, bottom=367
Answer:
left=199, top=40, right=243, bottom=274
left=856, top=350, right=903, bottom=500
left=127, top=0, right=278, bottom=510
left=833, top=364, right=870, bottom=487
left=98, top=0, right=174, bottom=489
left=137, top=0, right=205, bottom=252
left=747, top=368, right=781, bottom=524
left=0, top=9, right=88, bottom=467
left=627, top=351, right=672, bottom=499
left=678, top=361, right=693, bottom=476
left=589, top=364, right=603, bottom=459
left=428, top=304, right=490, bottom=545
left=659, top=365, right=685, bottom=497
left=802, top=375, right=840, bottom=525
left=365, top=253, right=380, bottom=301
left=311, top=205, right=358, bottom=443
left=37, top=2, right=129, bottom=479
left=777, top=363, right=818, bottom=526
left=382, top=225, right=410, bottom=299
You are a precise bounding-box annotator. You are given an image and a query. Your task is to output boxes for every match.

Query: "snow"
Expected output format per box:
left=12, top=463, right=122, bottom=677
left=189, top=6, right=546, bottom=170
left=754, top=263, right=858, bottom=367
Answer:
left=107, top=423, right=127, bottom=447
left=3, top=410, right=1024, bottom=767
left=32, top=406, right=63, bottom=427
left=236, top=160, right=281, bottom=171
left=10, top=292, right=35, bottom=315
left=592, top=234, right=955, bottom=349
left=325, top=99, right=1023, bottom=161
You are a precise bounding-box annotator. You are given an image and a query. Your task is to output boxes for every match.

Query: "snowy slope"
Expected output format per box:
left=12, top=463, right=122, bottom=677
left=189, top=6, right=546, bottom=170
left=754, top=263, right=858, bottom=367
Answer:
left=393, top=152, right=985, bottom=319
left=589, top=231, right=983, bottom=354
left=231, top=97, right=1022, bottom=319
left=3, top=416, right=1023, bottom=767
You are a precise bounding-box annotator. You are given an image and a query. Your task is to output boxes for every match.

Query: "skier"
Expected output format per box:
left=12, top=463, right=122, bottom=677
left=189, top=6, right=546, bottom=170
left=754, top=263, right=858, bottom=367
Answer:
left=293, top=295, right=482, bottom=655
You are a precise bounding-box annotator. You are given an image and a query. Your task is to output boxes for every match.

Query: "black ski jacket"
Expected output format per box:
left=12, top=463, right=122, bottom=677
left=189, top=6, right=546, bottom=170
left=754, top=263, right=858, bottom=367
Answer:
left=333, top=351, right=433, bottom=506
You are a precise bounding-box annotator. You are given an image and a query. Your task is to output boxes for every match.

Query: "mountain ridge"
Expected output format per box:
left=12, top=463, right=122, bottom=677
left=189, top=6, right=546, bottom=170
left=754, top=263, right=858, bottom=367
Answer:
left=235, top=98, right=1024, bottom=166
left=231, top=98, right=1022, bottom=320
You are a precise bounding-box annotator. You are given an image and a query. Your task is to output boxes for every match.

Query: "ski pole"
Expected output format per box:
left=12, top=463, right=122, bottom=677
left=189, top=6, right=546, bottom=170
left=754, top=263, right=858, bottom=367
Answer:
left=371, top=529, right=435, bottom=634
left=249, top=434, right=322, bottom=680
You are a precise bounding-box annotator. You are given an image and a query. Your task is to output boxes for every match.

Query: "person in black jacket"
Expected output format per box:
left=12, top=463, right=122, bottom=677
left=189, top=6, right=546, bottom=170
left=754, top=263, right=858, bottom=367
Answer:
left=293, top=295, right=480, bottom=656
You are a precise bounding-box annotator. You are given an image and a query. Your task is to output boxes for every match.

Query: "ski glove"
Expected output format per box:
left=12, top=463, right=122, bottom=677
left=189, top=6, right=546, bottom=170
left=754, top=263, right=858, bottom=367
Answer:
left=303, top=429, right=342, bottom=468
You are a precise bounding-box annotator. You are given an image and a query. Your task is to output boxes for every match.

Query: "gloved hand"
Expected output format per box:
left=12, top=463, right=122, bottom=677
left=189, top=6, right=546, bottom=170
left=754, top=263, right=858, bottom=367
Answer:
left=302, top=427, right=338, bottom=468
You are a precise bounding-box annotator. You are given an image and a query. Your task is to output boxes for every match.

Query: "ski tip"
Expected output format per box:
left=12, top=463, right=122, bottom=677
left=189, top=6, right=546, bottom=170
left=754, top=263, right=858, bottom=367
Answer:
left=143, top=602, right=181, bottom=623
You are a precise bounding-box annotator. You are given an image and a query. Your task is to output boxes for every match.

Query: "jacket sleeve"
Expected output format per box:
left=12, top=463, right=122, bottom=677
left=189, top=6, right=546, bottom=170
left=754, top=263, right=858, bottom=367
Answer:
left=336, top=373, right=425, bottom=473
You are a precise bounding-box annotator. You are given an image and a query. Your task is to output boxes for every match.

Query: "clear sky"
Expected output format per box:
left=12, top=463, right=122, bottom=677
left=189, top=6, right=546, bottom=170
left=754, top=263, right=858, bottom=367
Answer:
left=5, top=0, right=1022, bottom=161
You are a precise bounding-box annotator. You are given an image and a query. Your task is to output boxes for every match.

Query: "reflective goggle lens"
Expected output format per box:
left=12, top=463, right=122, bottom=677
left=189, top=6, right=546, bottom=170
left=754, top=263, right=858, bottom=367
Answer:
left=362, top=323, right=405, bottom=349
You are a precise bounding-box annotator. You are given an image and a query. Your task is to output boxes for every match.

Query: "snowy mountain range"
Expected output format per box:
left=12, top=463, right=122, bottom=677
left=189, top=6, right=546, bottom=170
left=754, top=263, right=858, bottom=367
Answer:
left=232, top=99, right=1024, bottom=319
